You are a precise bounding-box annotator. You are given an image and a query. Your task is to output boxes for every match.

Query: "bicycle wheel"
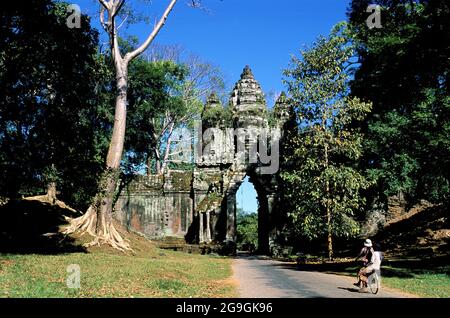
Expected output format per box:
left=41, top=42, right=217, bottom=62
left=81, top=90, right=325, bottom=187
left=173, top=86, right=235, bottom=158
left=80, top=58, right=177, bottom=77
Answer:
left=368, top=273, right=379, bottom=294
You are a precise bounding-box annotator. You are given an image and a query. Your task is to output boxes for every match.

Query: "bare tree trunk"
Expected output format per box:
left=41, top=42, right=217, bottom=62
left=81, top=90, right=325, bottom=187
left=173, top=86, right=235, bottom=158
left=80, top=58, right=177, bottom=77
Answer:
left=146, top=152, right=153, bottom=175
left=161, top=122, right=175, bottom=174
left=324, top=142, right=333, bottom=261
left=154, top=147, right=162, bottom=175
left=64, top=0, right=178, bottom=251
left=327, top=209, right=333, bottom=260
left=46, top=182, right=57, bottom=204
left=64, top=66, right=131, bottom=251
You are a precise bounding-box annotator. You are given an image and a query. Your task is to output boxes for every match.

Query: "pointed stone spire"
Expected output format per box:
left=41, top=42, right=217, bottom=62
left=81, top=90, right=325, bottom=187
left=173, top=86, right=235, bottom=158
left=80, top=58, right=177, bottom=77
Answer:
left=273, top=91, right=296, bottom=132
left=276, top=91, right=287, bottom=103
left=273, top=91, right=288, bottom=115
left=229, top=65, right=268, bottom=128
left=202, top=92, right=224, bottom=130
left=205, top=92, right=221, bottom=108
left=241, top=65, right=254, bottom=80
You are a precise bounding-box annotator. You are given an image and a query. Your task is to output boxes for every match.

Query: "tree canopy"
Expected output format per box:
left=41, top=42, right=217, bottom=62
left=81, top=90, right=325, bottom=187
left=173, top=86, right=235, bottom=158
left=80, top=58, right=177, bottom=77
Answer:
left=282, top=23, right=372, bottom=259
left=0, top=0, right=112, bottom=209
left=348, top=0, right=450, bottom=204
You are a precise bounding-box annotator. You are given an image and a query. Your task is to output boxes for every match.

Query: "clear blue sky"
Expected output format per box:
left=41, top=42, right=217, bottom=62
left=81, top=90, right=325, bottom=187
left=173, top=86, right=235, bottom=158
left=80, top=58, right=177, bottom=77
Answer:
left=75, top=0, right=349, bottom=98
left=74, top=0, right=350, bottom=213
left=237, top=177, right=258, bottom=213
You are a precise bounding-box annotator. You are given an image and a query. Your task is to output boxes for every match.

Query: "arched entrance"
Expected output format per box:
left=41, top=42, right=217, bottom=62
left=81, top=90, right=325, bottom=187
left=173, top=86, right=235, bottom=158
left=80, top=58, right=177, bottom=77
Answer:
left=224, top=172, right=274, bottom=254
left=190, top=65, right=290, bottom=255
left=236, top=177, right=258, bottom=250
left=114, top=66, right=293, bottom=254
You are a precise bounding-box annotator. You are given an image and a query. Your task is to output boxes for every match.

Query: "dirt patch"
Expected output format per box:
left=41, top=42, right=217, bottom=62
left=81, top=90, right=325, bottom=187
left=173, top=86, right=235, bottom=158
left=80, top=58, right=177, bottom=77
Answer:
left=70, top=220, right=158, bottom=258
left=385, top=200, right=435, bottom=227
left=0, top=259, right=14, bottom=274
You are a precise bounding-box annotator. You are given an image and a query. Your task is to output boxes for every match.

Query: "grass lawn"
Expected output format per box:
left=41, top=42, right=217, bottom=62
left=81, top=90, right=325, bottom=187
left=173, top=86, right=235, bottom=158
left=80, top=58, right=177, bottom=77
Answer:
left=0, top=250, right=235, bottom=298
left=0, top=199, right=236, bottom=298
left=379, top=265, right=450, bottom=298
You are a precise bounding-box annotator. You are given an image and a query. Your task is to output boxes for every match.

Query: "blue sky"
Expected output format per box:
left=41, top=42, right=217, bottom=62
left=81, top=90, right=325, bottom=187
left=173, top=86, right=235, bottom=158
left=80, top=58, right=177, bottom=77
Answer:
left=73, top=0, right=350, bottom=213
left=237, top=176, right=257, bottom=213
left=75, top=0, right=349, bottom=99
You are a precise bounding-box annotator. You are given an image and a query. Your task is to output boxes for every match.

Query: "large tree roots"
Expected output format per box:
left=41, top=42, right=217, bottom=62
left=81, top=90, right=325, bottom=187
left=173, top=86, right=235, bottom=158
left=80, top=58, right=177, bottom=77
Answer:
left=63, top=206, right=132, bottom=252
left=24, top=194, right=79, bottom=215
left=24, top=183, right=80, bottom=215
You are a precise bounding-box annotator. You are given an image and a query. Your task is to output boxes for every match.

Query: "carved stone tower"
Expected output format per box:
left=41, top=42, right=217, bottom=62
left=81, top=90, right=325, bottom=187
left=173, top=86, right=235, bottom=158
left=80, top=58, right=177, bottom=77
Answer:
left=115, top=66, right=293, bottom=255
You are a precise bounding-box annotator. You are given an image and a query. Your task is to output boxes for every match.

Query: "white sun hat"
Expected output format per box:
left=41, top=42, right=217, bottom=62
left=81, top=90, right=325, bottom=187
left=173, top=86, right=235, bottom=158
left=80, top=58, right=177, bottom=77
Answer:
left=364, top=239, right=373, bottom=247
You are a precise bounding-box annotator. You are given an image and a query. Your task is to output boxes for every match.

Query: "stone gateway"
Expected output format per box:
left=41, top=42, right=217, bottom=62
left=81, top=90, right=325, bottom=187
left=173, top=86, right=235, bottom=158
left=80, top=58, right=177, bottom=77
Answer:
left=114, top=66, right=294, bottom=254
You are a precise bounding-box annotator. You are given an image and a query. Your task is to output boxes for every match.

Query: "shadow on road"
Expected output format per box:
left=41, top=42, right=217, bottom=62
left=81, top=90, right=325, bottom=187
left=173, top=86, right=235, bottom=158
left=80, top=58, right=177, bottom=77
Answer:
left=338, top=287, right=363, bottom=293
left=265, top=255, right=450, bottom=280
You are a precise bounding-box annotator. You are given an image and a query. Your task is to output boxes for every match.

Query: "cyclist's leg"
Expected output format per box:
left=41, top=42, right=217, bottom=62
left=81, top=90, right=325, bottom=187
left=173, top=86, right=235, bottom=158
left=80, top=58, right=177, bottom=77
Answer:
left=361, top=265, right=375, bottom=289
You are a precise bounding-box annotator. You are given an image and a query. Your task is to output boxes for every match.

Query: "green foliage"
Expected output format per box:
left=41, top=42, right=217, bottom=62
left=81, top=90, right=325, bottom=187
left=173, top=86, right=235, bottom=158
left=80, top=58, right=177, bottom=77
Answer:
left=348, top=0, right=450, bottom=204
left=282, top=23, right=372, bottom=253
left=125, top=57, right=188, bottom=173
left=202, top=103, right=233, bottom=128
left=125, top=50, right=221, bottom=175
left=0, top=0, right=111, bottom=209
left=236, top=209, right=258, bottom=250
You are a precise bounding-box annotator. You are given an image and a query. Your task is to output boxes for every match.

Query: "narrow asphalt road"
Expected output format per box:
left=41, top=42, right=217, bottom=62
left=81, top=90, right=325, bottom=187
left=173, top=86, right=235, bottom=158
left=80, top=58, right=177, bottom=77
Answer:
left=232, top=255, right=415, bottom=298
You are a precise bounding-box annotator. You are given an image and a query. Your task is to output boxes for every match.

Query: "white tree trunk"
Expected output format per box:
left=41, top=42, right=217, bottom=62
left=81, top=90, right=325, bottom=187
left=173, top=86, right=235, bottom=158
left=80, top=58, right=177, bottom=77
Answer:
left=64, top=0, right=178, bottom=251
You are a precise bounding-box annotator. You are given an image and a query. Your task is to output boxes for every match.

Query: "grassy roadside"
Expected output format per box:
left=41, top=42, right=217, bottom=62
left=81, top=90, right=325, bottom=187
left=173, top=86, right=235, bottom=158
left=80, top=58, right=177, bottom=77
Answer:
left=0, top=199, right=236, bottom=298
left=0, top=250, right=236, bottom=298
left=380, top=270, right=449, bottom=298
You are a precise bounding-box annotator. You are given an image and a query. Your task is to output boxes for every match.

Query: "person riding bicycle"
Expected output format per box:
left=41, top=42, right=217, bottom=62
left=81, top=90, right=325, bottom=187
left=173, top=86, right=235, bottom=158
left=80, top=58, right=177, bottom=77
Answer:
left=354, top=239, right=382, bottom=291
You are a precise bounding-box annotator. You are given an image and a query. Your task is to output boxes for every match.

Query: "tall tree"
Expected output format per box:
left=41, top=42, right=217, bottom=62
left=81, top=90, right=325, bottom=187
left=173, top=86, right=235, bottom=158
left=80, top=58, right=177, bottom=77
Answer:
left=348, top=0, right=450, bottom=204
left=145, top=46, right=225, bottom=175
left=283, top=23, right=372, bottom=260
left=0, top=0, right=111, bottom=210
left=64, top=0, right=180, bottom=251
left=124, top=58, right=187, bottom=175
left=124, top=44, right=225, bottom=176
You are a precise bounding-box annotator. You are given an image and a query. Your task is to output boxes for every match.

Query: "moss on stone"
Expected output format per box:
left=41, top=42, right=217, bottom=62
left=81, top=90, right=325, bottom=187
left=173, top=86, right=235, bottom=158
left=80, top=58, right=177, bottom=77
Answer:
left=170, top=171, right=193, bottom=191
left=202, top=105, right=233, bottom=128
left=197, top=192, right=223, bottom=213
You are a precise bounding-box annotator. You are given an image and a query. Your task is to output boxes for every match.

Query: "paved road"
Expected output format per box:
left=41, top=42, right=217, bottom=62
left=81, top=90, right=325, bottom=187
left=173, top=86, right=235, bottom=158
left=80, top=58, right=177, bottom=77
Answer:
left=232, top=255, right=415, bottom=298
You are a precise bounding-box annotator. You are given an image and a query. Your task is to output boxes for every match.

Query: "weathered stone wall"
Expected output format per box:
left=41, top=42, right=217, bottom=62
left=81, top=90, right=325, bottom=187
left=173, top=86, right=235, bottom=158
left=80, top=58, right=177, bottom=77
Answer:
left=112, top=66, right=291, bottom=254
left=114, top=172, right=194, bottom=239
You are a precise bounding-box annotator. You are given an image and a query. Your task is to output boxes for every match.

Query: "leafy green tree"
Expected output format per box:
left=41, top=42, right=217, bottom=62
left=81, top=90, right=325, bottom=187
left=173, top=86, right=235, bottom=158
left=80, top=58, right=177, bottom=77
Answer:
left=0, top=0, right=112, bottom=210
left=124, top=48, right=225, bottom=176
left=348, top=0, right=450, bottom=204
left=236, top=208, right=258, bottom=251
left=283, top=23, right=372, bottom=260
left=124, top=58, right=187, bottom=175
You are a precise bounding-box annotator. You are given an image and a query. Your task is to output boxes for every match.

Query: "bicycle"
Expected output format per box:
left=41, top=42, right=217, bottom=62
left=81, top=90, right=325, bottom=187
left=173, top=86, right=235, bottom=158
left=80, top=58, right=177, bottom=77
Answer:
left=367, top=269, right=381, bottom=294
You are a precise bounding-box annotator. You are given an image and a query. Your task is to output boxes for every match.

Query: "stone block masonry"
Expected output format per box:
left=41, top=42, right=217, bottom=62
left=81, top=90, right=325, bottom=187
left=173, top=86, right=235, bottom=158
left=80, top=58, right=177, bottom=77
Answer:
left=113, top=66, right=294, bottom=254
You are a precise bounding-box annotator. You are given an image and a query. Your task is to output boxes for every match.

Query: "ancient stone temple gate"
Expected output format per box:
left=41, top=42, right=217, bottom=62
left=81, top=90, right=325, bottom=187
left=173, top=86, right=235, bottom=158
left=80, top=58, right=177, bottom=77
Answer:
left=114, top=66, right=292, bottom=254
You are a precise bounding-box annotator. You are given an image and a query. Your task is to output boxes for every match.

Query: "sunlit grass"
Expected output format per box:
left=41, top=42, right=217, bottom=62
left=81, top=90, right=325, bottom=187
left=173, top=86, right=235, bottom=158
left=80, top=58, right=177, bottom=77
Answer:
left=0, top=251, right=236, bottom=298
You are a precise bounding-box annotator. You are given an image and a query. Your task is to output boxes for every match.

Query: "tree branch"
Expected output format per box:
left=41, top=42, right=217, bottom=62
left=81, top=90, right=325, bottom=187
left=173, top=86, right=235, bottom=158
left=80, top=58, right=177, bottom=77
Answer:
left=100, top=6, right=108, bottom=32
left=112, top=0, right=125, bottom=18
left=99, top=0, right=110, bottom=10
left=117, top=15, right=129, bottom=30
left=124, top=0, right=178, bottom=63
left=161, top=122, right=176, bottom=173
